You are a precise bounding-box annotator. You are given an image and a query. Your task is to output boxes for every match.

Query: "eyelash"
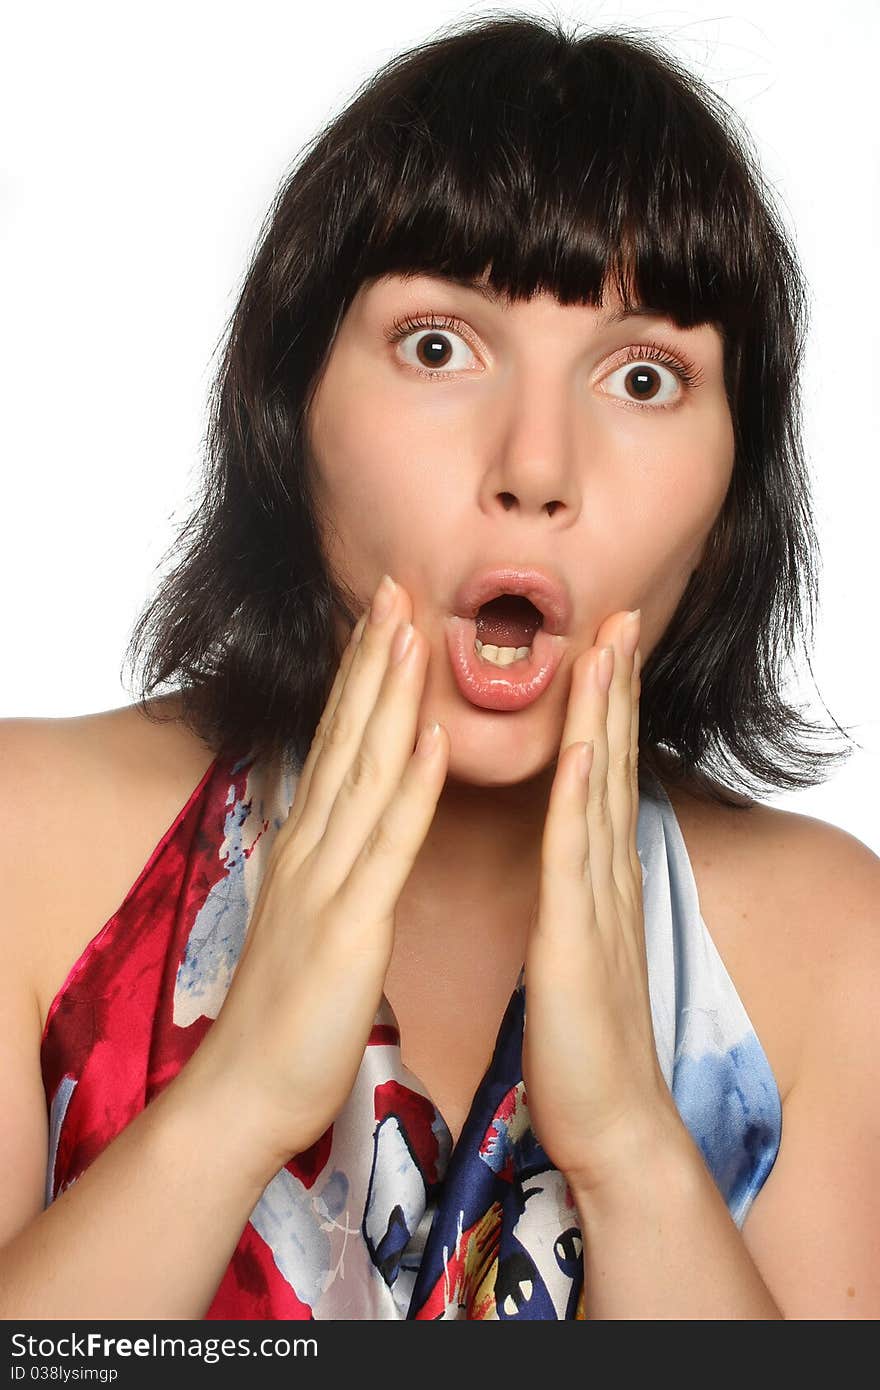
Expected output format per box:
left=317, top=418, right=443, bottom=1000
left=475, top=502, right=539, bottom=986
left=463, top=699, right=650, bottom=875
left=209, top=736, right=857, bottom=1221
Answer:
left=384, top=311, right=705, bottom=403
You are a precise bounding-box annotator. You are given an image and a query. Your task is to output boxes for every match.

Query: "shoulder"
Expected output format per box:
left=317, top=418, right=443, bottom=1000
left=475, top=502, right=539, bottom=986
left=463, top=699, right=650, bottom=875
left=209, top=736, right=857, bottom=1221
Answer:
left=661, top=778, right=880, bottom=1101
left=661, top=783, right=873, bottom=1312
left=0, top=695, right=218, bottom=1030
left=665, top=777, right=879, bottom=952
left=662, top=781, right=880, bottom=1316
left=0, top=694, right=218, bottom=875
left=0, top=695, right=217, bottom=1245
left=0, top=689, right=213, bottom=776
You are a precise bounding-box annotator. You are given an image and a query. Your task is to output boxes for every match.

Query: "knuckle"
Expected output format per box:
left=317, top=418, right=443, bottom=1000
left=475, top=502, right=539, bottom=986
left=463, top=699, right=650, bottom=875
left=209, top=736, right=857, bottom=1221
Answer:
left=591, top=778, right=609, bottom=817
left=612, top=861, right=633, bottom=899
left=611, top=748, right=631, bottom=777
left=267, top=825, right=292, bottom=868
left=363, top=817, right=397, bottom=861
left=267, top=833, right=305, bottom=886
left=325, top=709, right=352, bottom=749
left=347, top=742, right=380, bottom=790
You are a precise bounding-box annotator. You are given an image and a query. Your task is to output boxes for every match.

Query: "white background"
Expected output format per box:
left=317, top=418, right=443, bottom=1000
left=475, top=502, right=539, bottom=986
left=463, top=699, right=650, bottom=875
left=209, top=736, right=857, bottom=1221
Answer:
left=2, top=0, right=878, bottom=851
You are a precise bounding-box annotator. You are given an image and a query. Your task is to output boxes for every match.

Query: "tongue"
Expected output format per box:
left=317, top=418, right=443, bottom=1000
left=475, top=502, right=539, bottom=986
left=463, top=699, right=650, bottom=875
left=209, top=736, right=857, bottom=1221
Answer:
left=474, top=595, right=542, bottom=647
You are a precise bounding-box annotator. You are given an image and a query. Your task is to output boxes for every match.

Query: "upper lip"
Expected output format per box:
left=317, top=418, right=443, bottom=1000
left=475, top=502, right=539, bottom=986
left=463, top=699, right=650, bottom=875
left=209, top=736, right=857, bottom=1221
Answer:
left=452, top=565, right=573, bottom=636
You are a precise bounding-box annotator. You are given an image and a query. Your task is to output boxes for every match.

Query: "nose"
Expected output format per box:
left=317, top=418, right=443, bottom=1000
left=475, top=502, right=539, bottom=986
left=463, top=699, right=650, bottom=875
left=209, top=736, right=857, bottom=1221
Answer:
left=480, top=378, right=580, bottom=523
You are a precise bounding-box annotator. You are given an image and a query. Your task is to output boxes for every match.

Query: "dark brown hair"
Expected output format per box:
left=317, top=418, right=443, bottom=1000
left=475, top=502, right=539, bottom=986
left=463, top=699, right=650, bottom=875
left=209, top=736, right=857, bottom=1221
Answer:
left=122, top=8, right=855, bottom=807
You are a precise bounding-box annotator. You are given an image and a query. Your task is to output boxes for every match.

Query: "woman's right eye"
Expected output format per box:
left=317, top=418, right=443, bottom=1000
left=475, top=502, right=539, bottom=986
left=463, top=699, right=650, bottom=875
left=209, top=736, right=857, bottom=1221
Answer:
left=386, top=314, right=481, bottom=377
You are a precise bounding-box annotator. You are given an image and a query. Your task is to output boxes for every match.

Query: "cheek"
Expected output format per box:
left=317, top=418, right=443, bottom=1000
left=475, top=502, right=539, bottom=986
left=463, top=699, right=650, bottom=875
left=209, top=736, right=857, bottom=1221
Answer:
left=621, top=417, right=734, bottom=625
left=309, top=322, right=468, bottom=504
left=306, top=363, right=437, bottom=592
left=307, top=367, right=402, bottom=535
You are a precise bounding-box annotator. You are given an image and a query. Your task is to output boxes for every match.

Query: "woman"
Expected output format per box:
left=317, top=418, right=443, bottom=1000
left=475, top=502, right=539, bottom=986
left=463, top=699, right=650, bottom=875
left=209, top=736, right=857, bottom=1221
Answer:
left=1, top=13, right=877, bottom=1319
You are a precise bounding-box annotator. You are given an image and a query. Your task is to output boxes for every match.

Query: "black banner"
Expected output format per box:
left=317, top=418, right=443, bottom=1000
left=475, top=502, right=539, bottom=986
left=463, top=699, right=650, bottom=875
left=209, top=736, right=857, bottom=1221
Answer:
left=1, top=1321, right=582, bottom=1383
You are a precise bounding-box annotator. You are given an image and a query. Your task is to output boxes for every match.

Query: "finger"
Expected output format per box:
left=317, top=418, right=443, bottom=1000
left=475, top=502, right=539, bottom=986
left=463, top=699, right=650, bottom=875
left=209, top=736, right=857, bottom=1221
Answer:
left=335, top=716, right=448, bottom=942
left=314, top=609, right=440, bottom=891
left=607, top=611, right=639, bottom=901
left=287, top=574, right=412, bottom=852
left=585, top=643, right=616, bottom=925
left=534, top=738, right=596, bottom=942
left=629, top=647, right=642, bottom=878
left=288, top=608, right=368, bottom=827
left=557, top=631, right=599, bottom=753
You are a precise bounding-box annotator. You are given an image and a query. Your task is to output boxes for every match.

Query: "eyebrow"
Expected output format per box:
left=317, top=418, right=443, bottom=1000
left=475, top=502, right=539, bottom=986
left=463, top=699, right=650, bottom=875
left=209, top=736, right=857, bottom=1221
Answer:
left=417, top=274, right=675, bottom=328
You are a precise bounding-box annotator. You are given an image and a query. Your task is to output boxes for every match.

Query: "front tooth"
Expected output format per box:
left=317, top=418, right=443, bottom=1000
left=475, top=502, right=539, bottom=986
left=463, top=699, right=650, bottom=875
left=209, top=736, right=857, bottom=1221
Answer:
left=494, top=647, right=519, bottom=667
left=475, top=640, right=532, bottom=667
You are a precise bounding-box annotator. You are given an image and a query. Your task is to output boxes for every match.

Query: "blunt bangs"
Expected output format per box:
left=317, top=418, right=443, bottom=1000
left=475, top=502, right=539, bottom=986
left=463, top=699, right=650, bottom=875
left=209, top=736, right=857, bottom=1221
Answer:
left=122, top=11, right=856, bottom=805
left=340, top=28, right=742, bottom=339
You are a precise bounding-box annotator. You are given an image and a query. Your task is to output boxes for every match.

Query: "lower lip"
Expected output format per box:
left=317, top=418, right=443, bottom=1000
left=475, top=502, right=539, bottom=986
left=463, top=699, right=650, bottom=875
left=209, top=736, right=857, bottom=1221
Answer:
left=444, top=616, right=566, bottom=712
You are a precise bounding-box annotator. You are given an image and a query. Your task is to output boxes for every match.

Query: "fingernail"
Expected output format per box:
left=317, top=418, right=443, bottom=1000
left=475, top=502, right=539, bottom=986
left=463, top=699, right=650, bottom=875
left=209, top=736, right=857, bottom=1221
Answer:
left=371, top=574, right=396, bottom=625
left=578, top=740, right=594, bottom=782
left=416, top=721, right=442, bottom=757
left=391, top=621, right=415, bottom=666
left=598, top=645, right=614, bottom=692
left=622, top=609, right=641, bottom=658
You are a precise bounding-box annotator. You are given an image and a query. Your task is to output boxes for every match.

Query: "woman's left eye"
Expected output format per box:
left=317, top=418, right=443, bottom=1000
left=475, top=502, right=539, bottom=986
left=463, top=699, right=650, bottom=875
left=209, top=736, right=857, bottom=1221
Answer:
left=385, top=313, right=479, bottom=377
left=601, top=345, right=703, bottom=408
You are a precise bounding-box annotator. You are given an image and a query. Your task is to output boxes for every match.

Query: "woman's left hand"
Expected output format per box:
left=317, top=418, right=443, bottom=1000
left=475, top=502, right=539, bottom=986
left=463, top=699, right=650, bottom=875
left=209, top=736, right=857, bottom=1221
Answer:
left=521, top=608, right=680, bottom=1197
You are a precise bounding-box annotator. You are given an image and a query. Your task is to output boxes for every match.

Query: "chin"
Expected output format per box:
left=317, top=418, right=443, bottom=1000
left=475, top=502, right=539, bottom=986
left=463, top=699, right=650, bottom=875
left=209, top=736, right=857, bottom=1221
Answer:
left=442, top=730, right=558, bottom=793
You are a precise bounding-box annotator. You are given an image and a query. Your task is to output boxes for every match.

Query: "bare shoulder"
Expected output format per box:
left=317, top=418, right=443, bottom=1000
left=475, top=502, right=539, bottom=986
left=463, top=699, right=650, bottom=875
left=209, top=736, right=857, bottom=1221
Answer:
left=661, top=780, right=880, bottom=1316
left=661, top=777, right=880, bottom=1104
left=0, top=695, right=218, bottom=1032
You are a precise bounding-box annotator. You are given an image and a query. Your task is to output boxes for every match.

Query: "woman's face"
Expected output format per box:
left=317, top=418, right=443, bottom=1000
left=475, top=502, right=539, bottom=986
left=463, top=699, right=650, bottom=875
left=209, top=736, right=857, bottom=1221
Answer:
left=305, top=270, right=734, bottom=788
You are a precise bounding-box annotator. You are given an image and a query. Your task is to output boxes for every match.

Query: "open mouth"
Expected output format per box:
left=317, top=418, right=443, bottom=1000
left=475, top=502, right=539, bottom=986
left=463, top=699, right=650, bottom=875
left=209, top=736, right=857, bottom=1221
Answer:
left=472, top=594, right=544, bottom=666
left=444, top=593, right=566, bottom=712
left=444, top=564, right=571, bottom=711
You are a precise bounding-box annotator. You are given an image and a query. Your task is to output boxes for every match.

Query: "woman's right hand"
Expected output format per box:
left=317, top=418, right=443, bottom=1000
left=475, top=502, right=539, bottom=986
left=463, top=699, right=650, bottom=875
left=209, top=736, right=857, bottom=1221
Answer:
left=190, top=574, right=448, bottom=1169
